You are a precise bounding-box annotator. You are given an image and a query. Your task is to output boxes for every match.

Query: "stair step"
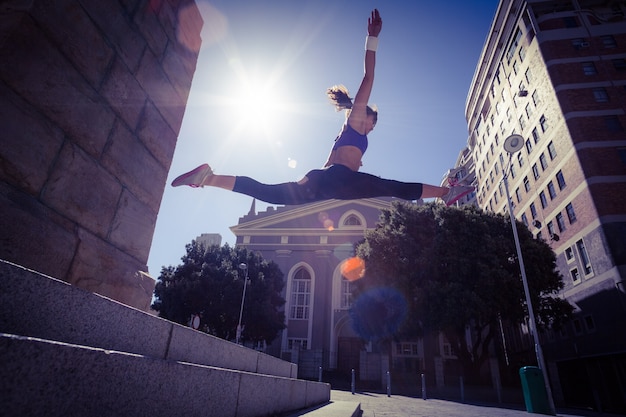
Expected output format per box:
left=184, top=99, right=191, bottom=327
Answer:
left=284, top=400, right=361, bottom=417
left=0, top=333, right=329, bottom=417
left=0, top=259, right=295, bottom=378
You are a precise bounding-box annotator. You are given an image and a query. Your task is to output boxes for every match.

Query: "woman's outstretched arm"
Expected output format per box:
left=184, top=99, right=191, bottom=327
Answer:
left=348, top=9, right=382, bottom=134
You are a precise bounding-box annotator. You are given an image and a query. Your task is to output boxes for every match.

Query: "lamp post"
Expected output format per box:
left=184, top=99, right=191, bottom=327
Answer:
left=236, top=263, right=249, bottom=345
left=503, top=134, right=556, bottom=415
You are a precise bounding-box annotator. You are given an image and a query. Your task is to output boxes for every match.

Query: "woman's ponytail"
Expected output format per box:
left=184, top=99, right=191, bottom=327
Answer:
left=326, top=85, right=353, bottom=111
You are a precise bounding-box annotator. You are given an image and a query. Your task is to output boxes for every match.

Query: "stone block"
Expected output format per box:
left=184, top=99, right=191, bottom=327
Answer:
left=0, top=81, right=64, bottom=194
left=79, top=0, right=146, bottom=72
left=136, top=99, right=178, bottom=169
left=0, top=189, right=77, bottom=281
left=237, top=372, right=308, bottom=417
left=102, top=120, right=166, bottom=209
left=133, top=1, right=168, bottom=58
left=42, top=142, right=121, bottom=239
left=305, top=380, right=332, bottom=408
left=68, top=228, right=153, bottom=310
left=0, top=15, right=115, bottom=159
left=167, top=324, right=259, bottom=373
left=136, top=48, right=186, bottom=133
left=257, top=350, right=297, bottom=378
left=110, top=189, right=157, bottom=262
left=28, top=0, right=115, bottom=89
left=100, top=57, right=147, bottom=131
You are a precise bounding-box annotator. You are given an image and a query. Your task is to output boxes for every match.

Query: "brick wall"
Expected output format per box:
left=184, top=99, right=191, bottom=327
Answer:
left=0, top=0, right=202, bottom=310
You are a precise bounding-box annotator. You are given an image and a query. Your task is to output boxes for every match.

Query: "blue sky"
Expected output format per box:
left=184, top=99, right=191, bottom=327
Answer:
left=147, top=0, right=500, bottom=276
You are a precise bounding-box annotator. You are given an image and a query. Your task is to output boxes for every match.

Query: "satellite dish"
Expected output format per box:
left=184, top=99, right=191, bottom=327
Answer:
left=503, top=134, right=524, bottom=154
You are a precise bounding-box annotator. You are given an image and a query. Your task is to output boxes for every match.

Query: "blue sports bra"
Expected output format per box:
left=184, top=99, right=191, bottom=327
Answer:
left=332, top=123, right=368, bottom=154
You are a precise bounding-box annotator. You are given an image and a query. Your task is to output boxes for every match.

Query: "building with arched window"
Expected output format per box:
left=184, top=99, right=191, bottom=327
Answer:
left=230, top=198, right=394, bottom=378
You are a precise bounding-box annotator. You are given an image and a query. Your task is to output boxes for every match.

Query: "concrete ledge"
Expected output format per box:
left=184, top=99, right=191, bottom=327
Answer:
left=284, top=401, right=361, bottom=417
left=0, top=259, right=296, bottom=378
left=0, top=333, right=329, bottom=417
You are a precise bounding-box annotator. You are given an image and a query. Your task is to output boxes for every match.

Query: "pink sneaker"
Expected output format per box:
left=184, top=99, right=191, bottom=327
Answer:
left=442, top=185, right=474, bottom=206
left=171, top=164, right=213, bottom=188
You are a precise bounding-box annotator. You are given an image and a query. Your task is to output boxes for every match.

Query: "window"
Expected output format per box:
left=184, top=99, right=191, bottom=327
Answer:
left=510, top=163, right=517, bottom=179
left=343, top=214, right=362, bottom=226
left=539, top=153, right=548, bottom=170
left=526, top=139, right=533, bottom=154
left=513, top=60, right=520, bottom=75
left=517, top=153, right=524, bottom=168
left=290, top=268, right=311, bottom=319
left=547, top=220, right=555, bottom=236
left=530, top=202, right=537, bottom=219
left=521, top=213, right=529, bottom=226
left=540, top=115, right=549, bottom=132
left=584, top=315, right=596, bottom=332
left=556, top=213, right=566, bottom=232
left=601, top=35, right=617, bottom=48
left=525, top=67, right=533, bottom=83
left=582, top=61, right=597, bottom=75
left=341, top=278, right=352, bottom=309
left=563, top=16, right=578, bottom=27
left=605, top=116, right=623, bottom=132
left=507, top=28, right=522, bottom=63
left=532, top=163, right=540, bottom=180
left=572, top=38, right=588, bottom=49
left=573, top=319, right=583, bottom=335
left=540, top=191, right=548, bottom=208
left=547, top=141, right=557, bottom=160
left=576, top=239, right=592, bottom=275
left=532, top=90, right=540, bottom=107
left=556, top=170, right=567, bottom=190
left=515, top=187, right=522, bottom=203
left=524, top=176, right=530, bottom=192
left=566, top=203, right=577, bottom=224
left=565, top=247, right=574, bottom=261
left=525, top=103, right=533, bottom=118
left=613, top=59, right=626, bottom=71
left=532, top=127, right=540, bottom=143
left=548, top=181, right=556, bottom=199
left=519, top=46, right=526, bottom=62
left=288, top=338, right=308, bottom=350
left=593, top=88, right=609, bottom=103
left=519, top=115, right=526, bottom=131
left=570, top=267, right=581, bottom=283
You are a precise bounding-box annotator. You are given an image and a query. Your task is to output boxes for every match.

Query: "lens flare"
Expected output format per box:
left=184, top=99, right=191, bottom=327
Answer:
left=341, top=257, right=366, bottom=281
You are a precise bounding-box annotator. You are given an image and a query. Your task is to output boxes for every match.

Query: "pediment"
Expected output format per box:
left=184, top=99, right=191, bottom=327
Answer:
left=230, top=198, right=395, bottom=235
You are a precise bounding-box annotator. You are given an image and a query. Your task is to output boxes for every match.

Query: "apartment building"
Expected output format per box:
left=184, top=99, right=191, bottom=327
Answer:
left=463, top=0, right=626, bottom=411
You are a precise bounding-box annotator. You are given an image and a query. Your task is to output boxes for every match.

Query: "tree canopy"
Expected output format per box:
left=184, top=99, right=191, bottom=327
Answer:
left=152, top=243, right=286, bottom=344
left=352, top=202, right=573, bottom=378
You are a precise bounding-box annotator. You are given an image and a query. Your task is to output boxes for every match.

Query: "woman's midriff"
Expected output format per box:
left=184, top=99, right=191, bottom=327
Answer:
left=327, top=145, right=362, bottom=172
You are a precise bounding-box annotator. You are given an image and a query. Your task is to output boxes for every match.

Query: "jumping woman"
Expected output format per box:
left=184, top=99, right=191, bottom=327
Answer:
left=172, top=9, right=473, bottom=206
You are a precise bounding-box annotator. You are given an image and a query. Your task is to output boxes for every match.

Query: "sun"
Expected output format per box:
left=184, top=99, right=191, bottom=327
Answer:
left=224, top=63, right=289, bottom=134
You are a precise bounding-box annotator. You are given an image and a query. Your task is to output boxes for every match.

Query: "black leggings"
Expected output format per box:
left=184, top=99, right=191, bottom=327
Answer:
left=232, top=164, right=423, bottom=205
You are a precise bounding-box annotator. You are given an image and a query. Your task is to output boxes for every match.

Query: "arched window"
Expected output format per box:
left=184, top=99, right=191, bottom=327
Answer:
left=290, top=268, right=311, bottom=319
left=343, top=214, right=362, bottom=226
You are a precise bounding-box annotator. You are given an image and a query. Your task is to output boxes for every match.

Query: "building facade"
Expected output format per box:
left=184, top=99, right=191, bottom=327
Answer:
left=230, top=198, right=395, bottom=380
left=463, top=0, right=626, bottom=411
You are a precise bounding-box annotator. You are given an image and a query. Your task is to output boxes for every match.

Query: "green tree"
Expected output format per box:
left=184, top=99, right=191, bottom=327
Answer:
left=354, top=202, right=573, bottom=381
left=152, top=243, right=286, bottom=344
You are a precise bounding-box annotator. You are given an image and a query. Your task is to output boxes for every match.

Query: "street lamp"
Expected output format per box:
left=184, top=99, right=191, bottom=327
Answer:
left=236, top=263, right=249, bottom=345
left=502, top=134, right=556, bottom=415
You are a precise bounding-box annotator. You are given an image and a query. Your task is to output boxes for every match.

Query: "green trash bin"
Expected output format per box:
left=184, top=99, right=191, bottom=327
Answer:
left=519, top=366, right=552, bottom=415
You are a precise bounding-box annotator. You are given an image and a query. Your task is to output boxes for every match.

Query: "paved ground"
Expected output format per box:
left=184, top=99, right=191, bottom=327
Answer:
left=330, top=390, right=623, bottom=417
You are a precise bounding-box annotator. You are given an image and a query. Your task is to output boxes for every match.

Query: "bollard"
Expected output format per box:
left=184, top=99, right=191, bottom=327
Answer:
left=421, top=373, right=427, bottom=400
left=387, top=371, right=391, bottom=397
left=460, top=376, right=465, bottom=403
left=318, top=366, right=322, bottom=382
left=351, top=369, right=356, bottom=395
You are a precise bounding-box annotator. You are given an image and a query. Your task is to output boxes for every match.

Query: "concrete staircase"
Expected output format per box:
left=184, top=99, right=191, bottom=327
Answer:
left=0, top=260, right=360, bottom=417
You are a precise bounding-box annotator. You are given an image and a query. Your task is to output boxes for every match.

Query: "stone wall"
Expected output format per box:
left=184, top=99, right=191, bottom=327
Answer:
left=0, top=0, right=202, bottom=310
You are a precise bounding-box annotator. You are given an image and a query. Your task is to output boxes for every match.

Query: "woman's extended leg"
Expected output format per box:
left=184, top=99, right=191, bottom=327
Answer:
left=171, top=164, right=324, bottom=205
